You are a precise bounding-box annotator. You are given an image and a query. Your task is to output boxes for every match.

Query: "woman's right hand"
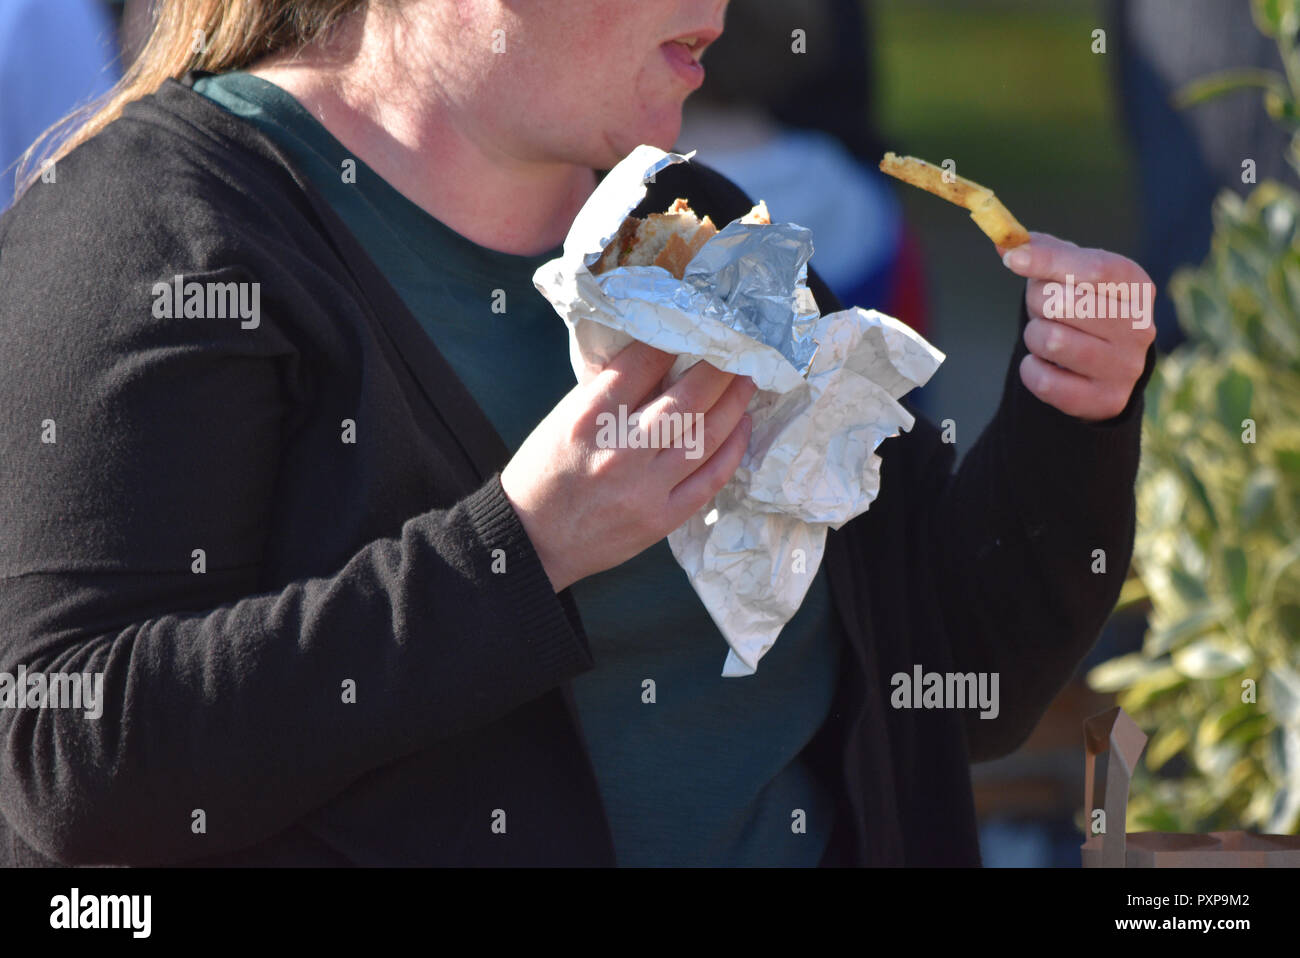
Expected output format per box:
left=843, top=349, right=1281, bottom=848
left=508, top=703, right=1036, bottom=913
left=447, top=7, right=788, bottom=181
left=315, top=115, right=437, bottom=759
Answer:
left=501, top=341, right=756, bottom=592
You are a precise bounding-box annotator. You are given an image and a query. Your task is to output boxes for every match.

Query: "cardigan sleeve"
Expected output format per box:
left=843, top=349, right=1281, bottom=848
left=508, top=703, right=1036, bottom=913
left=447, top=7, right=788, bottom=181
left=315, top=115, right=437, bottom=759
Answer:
left=0, top=147, right=593, bottom=865
left=909, top=296, right=1154, bottom=761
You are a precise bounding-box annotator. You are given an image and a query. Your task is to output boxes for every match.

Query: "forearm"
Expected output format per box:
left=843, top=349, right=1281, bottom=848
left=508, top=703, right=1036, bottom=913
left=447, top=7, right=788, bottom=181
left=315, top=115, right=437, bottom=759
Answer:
left=922, top=297, right=1153, bottom=760
left=0, top=476, right=591, bottom=865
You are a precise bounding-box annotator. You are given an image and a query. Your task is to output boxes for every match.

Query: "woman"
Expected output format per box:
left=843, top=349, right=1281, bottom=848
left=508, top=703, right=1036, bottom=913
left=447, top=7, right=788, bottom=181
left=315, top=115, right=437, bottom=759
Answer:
left=0, top=0, right=1155, bottom=866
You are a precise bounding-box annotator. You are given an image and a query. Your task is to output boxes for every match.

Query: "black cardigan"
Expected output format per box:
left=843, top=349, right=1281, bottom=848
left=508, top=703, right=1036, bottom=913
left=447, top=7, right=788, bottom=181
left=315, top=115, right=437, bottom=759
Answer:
left=0, top=73, right=1153, bottom=866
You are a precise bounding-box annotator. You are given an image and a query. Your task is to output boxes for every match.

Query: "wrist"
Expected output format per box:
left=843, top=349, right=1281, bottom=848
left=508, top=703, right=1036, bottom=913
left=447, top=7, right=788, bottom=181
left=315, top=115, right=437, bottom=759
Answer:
left=499, top=472, right=575, bottom=593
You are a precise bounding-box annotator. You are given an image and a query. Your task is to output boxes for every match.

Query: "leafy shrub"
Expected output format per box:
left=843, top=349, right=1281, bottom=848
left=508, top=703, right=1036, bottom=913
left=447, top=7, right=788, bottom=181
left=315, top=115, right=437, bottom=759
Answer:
left=1088, top=0, right=1300, bottom=835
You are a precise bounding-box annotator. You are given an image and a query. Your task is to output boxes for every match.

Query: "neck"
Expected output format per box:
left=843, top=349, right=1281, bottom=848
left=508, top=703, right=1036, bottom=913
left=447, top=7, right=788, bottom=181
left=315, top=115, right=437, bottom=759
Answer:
left=246, top=15, right=595, bottom=257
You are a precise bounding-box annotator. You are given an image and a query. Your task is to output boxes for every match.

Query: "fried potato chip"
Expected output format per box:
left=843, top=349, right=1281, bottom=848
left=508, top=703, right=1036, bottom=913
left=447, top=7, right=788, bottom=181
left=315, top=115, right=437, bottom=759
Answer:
left=879, top=152, right=1030, bottom=249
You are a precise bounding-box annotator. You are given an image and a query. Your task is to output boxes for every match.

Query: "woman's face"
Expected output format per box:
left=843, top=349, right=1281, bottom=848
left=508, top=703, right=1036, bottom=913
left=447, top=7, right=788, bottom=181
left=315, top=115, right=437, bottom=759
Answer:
left=439, top=0, right=731, bottom=169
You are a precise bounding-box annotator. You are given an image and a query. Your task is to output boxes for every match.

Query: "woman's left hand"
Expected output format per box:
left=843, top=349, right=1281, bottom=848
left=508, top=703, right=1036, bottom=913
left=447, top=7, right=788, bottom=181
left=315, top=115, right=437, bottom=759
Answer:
left=998, top=231, right=1157, bottom=422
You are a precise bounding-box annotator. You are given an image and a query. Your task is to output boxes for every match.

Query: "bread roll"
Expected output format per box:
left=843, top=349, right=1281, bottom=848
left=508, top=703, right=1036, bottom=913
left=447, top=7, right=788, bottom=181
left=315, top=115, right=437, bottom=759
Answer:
left=591, top=197, right=766, bottom=280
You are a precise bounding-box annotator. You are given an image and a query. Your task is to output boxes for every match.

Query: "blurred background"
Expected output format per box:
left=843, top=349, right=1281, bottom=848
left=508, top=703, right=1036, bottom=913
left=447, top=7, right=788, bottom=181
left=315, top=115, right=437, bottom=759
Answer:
left=5, top=0, right=1297, bottom=867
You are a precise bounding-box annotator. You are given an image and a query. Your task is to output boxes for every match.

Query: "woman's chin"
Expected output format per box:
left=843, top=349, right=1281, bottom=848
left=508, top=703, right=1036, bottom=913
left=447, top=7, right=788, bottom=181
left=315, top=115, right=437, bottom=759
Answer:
left=614, top=114, right=684, bottom=160
left=578, top=108, right=684, bottom=170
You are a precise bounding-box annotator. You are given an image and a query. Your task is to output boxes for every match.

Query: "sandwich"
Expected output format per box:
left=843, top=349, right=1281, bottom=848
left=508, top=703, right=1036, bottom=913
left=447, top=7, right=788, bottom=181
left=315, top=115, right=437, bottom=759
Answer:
left=592, top=197, right=771, bottom=280
left=878, top=152, right=1030, bottom=249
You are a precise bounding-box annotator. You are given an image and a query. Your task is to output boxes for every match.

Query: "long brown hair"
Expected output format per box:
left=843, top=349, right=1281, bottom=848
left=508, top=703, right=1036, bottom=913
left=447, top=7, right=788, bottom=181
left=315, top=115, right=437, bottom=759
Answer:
left=13, top=0, right=365, bottom=202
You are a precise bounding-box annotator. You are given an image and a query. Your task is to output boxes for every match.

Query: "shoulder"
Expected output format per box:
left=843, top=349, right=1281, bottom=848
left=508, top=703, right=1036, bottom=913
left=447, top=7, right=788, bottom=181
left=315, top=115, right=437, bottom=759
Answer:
left=0, top=79, right=329, bottom=330
left=0, top=81, right=341, bottom=403
left=3, top=78, right=312, bottom=257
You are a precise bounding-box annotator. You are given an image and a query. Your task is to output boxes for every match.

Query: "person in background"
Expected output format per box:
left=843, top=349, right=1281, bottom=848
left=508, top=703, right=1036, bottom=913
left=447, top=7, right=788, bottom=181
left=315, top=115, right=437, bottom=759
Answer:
left=676, top=0, right=929, bottom=344
left=1110, top=0, right=1299, bottom=353
left=0, top=0, right=121, bottom=212
left=765, top=0, right=879, bottom=166
left=118, top=0, right=158, bottom=68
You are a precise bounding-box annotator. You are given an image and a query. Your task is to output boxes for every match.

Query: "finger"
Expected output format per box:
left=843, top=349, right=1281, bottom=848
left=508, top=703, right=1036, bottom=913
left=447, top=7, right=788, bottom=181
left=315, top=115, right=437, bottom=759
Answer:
left=665, top=414, right=752, bottom=523
left=655, top=373, right=757, bottom=481
left=996, top=230, right=1074, bottom=258
left=995, top=238, right=1057, bottom=261
left=589, top=340, right=678, bottom=410
left=666, top=359, right=742, bottom=414
left=1024, top=279, right=1051, bottom=321
left=1023, top=279, right=1158, bottom=345
left=1015, top=262, right=1158, bottom=349
left=1022, top=316, right=1142, bottom=383
left=1022, top=277, right=1109, bottom=344
left=1019, top=353, right=1132, bottom=421
left=1004, top=233, right=1147, bottom=288
left=640, top=360, right=745, bottom=448
left=1000, top=232, right=1090, bottom=283
left=1023, top=279, right=1119, bottom=344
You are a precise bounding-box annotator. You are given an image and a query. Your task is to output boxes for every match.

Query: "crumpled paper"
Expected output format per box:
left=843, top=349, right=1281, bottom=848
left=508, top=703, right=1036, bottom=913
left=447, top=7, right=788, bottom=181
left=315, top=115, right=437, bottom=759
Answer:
left=533, top=144, right=945, bottom=676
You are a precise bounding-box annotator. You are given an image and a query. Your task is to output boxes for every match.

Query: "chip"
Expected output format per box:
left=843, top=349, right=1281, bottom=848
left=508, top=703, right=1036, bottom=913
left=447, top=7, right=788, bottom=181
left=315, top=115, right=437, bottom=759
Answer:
left=879, top=152, right=1030, bottom=249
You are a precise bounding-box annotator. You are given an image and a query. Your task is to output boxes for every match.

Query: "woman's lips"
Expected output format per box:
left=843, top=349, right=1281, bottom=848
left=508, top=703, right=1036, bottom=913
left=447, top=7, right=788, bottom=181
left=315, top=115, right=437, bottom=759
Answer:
left=660, top=40, right=705, bottom=88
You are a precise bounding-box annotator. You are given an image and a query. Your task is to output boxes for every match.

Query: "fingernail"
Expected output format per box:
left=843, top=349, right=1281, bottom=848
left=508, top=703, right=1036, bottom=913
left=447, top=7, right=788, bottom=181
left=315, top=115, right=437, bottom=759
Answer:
left=1003, top=248, right=1031, bottom=271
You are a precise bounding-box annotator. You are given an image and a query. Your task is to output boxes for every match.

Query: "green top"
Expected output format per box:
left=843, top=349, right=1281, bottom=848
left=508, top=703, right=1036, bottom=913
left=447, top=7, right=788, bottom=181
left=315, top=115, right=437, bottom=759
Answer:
left=194, top=71, right=843, bottom=866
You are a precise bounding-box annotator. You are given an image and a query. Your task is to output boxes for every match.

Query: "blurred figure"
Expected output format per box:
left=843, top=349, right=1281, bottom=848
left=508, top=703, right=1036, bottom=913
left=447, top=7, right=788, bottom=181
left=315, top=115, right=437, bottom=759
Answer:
left=760, top=0, right=881, bottom=165
left=0, top=0, right=121, bottom=211
left=676, top=0, right=929, bottom=339
left=1111, top=0, right=1298, bottom=352
left=117, top=0, right=156, bottom=68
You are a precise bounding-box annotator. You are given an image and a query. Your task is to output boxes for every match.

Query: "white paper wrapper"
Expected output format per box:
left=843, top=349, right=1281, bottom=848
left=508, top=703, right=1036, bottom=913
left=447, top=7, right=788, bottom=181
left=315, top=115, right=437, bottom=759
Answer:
left=533, top=144, right=945, bottom=676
